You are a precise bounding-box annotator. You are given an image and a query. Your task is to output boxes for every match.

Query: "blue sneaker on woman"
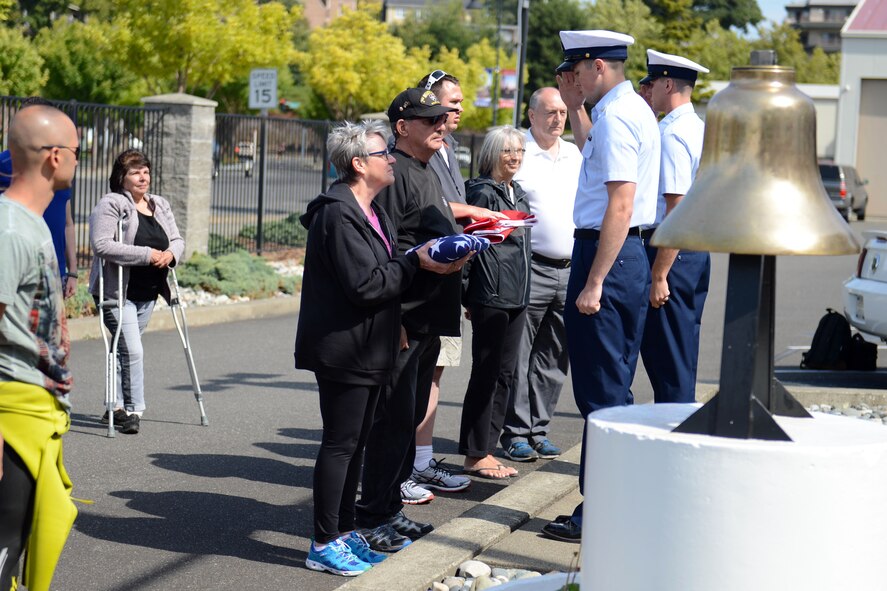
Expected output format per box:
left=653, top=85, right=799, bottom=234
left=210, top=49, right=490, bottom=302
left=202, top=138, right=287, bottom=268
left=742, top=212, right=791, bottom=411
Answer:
left=343, top=531, right=388, bottom=564
left=306, top=538, right=371, bottom=576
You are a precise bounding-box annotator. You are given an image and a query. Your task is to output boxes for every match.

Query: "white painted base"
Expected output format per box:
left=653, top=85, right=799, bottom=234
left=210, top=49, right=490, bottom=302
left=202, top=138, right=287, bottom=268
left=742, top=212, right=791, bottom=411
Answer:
left=582, top=403, right=887, bottom=591
left=497, top=572, right=579, bottom=590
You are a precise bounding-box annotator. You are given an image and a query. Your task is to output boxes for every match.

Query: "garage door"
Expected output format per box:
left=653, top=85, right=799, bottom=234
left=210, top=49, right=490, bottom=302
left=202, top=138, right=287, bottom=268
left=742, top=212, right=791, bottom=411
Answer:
left=857, top=79, right=887, bottom=217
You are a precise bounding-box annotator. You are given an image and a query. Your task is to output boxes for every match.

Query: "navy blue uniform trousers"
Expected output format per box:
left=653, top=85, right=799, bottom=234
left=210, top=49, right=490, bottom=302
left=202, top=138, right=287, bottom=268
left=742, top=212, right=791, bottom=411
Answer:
left=564, top=233, right=650, bottom=520
left=640, top=246, right=711, bottom=403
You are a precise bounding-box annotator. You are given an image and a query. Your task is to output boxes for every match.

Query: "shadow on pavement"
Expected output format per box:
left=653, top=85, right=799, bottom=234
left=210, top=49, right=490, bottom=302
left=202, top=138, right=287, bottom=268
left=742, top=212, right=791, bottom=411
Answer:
left=74, top=490, right=310, bottom=567
left=168, top=372, right=316, bottom=394
left=148, top=453, right=312, bottom=487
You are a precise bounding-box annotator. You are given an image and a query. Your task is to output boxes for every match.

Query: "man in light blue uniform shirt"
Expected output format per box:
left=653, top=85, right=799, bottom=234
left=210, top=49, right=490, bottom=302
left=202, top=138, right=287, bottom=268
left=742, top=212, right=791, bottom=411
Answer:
left=542, top=30, right=660, bottom=543
left=640, top=49, right=711, bottom=404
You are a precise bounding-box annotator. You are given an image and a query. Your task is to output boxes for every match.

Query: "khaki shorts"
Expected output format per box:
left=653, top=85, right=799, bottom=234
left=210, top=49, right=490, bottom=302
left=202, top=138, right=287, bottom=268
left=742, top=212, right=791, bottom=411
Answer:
left=436, top=336, right=462, bottom=367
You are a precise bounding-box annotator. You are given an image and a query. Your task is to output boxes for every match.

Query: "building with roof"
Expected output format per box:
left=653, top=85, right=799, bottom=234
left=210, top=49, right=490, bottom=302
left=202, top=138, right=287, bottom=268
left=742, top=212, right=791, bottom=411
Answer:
left=835, top=0, right=887, bottom=216
left=303, top=0, right=358, bottom=29
left=786, top=0, right=858, bottom=52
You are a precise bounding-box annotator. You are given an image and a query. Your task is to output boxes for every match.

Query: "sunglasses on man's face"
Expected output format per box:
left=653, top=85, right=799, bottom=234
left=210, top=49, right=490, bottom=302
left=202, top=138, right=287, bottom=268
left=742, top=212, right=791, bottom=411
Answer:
left=409, top=114, right=448, bottom=127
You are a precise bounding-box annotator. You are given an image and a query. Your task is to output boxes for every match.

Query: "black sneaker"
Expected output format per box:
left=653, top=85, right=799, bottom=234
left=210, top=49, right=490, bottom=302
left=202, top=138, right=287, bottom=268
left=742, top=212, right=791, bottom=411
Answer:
left=387, top=510, right=433, bottom=540
left=101, top=409, right=128, bottom=426
left=120, top=413, right=140, bottom=434
left=358, top=524, right=412, bottom=553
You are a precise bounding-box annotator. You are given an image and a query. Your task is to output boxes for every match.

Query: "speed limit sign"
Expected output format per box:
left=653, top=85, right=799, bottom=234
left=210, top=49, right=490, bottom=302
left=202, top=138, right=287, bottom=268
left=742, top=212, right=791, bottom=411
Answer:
left=249, top=68, right=278, bottom=110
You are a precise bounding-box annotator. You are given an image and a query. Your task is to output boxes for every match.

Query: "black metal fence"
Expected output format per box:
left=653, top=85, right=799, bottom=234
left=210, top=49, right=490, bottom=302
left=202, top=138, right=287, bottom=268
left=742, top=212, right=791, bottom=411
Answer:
left=0, top=96, right=167, bottom=270
left=211, top=114, right=331, bottom=256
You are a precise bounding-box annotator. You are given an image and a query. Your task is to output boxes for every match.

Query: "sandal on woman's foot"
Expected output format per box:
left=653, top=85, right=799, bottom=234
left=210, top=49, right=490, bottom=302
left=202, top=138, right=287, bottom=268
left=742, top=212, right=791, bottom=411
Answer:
left=497, top=464, right=519, bottom=477
left=462, top=466, right=510, bottom=480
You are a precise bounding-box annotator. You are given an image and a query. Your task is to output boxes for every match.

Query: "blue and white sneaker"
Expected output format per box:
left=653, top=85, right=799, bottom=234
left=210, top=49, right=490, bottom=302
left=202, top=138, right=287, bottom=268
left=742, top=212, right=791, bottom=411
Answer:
left=533, top=439, right=561, bottom=459
left=343, top=531, right=388, bottom=564
left=306, top=538, right=371, bottom=576
left=504, top=441, right=538, bottom=462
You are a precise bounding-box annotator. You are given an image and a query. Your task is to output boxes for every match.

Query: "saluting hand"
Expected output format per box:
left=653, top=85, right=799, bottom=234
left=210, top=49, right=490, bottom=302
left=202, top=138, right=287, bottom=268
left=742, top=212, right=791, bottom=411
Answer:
left=556, top=72, right=586, bottom=111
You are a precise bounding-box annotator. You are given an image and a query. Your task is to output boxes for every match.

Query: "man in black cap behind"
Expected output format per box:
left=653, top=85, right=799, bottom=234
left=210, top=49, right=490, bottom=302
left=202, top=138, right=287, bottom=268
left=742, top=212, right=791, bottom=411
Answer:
left=356, top=88, right=468, bottom=551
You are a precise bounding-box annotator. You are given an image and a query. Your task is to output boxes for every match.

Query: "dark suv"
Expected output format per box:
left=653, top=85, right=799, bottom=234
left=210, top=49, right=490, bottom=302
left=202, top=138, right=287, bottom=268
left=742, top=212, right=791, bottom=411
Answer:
left=818, top=162, right=869, bottom=221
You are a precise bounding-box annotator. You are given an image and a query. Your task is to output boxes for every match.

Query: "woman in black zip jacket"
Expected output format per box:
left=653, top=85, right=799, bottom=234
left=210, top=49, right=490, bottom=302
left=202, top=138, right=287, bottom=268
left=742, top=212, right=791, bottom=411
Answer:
left=459, top=126, right=532, bottom=480
left=294, top=121, right=456, bottom=575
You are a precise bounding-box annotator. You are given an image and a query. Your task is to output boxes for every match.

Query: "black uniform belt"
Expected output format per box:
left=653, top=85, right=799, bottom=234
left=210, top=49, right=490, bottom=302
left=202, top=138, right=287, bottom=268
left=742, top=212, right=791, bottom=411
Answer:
left=640, top=227, right=657, bottom=241
left=574, top=227, right=644, bottom=240
left=531, top=253, right=571, bottom=268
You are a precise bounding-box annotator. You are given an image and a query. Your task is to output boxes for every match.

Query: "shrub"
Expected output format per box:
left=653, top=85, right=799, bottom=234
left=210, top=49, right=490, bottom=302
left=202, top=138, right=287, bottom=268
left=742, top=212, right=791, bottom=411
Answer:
left=238, top=212, right=307, bottom=247
left=65, top=283, right=97, bottom=319
left=176, top=251, right=298, bottom=299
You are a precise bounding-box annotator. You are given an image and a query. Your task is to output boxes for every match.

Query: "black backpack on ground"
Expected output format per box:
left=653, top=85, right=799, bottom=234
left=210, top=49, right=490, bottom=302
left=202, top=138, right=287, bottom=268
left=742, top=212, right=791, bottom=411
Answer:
left=845, top=332, right=878, bottom=371
left=801, top=308, right=851, bottom=370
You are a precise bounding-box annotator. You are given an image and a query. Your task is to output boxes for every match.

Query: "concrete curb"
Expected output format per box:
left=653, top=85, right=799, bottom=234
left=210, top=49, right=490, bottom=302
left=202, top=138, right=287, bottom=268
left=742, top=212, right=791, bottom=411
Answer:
left=67, top=295, right=300, bottom=341
left=335, top=445, right=581, bottom=591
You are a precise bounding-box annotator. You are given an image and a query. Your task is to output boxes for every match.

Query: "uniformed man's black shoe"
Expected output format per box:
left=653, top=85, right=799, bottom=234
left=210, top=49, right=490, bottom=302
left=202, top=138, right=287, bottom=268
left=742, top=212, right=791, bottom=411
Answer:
left=541, top=516, right=581, bottom=543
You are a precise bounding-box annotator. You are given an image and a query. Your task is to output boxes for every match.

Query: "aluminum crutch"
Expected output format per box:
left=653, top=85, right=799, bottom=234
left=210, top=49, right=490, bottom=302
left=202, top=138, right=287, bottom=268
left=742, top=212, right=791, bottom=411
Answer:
left=98, top=217, right=125, bottom=438
left=167, top=267, right=209, bottom=426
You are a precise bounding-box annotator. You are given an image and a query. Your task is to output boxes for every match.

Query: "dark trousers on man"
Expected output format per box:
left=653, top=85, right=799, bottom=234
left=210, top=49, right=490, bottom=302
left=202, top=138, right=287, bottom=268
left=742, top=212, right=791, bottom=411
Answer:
left=641, top=246, right=711, bottom=403
left=564, top=233, right=650, bottom=521
left=356, top=332, right=440, bottom=528
left=460, top=305, right=527, bottom=458
left=501, top=258, right=571, bottom=449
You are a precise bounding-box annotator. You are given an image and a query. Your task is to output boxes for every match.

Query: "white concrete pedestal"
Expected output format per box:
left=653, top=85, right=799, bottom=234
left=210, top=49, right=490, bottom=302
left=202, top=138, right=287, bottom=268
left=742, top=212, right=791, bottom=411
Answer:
left=582, top=403, right=887, bottom=591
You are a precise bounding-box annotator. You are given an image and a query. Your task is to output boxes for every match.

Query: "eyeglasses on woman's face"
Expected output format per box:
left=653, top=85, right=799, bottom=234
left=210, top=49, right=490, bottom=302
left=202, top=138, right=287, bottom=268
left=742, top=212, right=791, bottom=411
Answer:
left=500, top=148, right=526, bottom=156
left=366, top=147, right=392, bottom=160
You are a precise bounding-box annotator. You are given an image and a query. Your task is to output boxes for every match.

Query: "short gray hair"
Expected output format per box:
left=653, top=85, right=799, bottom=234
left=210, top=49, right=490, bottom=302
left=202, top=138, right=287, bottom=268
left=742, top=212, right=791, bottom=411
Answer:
left=477, top=125, right=525, bottom=177
left=327, top=120, right=391, bottom=184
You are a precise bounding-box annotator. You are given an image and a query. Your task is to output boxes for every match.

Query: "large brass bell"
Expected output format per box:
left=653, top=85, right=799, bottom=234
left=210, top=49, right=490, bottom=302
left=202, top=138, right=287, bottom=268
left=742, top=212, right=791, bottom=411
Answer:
left=652, top=66, right=859, bottom=255
left=656, top=64, right=859, bottom=441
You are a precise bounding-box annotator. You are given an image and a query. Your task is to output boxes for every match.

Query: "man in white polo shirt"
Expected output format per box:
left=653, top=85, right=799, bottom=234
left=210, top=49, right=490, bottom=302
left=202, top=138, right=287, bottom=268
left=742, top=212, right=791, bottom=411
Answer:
left=500, top=87, right=582, bottom=463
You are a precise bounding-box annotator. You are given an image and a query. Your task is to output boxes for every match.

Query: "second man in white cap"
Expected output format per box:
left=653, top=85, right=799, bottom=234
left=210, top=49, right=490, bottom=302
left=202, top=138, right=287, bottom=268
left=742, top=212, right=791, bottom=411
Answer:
left=640, top=49, right=712, bottom=405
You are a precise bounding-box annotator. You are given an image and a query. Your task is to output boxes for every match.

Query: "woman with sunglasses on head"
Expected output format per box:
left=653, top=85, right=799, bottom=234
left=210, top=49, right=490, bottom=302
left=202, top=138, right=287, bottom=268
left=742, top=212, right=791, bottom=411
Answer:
left=295, top=120, right=458, bottom=576
left=459, top=125, right=532, bottom=480
left=88, top=149, right=184, bottom=435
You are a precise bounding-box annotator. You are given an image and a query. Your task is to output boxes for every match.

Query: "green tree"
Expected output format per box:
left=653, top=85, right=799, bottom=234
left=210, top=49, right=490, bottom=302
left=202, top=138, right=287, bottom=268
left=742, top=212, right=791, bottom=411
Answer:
left=0, top=0, right=14, bottom=22
left=524, top=0, right=588, bottom=98
left=391, top=0, right=494, bottom=59
left=692, top=0, right=763, bottom=31
left=36, top=20, right=146, bottom=104
left=585, top=0, right=663, bottom=84
left=296, top=4, right=431, bottom=119
left=0, top=26, right=46, bottom=95
left=752, top=23, right=840, bottom=83
left=688, top=20, right=751, bottom=80
left=644, top=0, right=702, bottom=53
left=113, top=0, right=301, bottom=98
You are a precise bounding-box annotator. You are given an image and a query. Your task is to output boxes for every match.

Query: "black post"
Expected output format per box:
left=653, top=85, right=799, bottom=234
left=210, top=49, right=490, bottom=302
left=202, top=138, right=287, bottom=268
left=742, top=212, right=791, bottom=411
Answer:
left=514, top=0, right=530, bottom=127
left=673, top=254, right=810, bottom=440
left=256, top=115, right=267, bottom=255
left=491, top=0, right=502, bottom=127
left=321, top=123, right=330, bottom=194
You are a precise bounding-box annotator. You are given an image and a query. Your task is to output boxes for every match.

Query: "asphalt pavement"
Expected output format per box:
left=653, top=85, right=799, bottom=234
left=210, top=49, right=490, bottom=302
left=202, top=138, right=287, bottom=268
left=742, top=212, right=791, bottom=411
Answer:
left=50, top=219, right=887, bottom=590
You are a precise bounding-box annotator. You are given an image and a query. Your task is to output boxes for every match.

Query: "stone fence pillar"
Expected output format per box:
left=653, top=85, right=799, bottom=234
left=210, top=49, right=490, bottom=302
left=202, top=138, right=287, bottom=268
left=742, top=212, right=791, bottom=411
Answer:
left=142, top=93, right=217, bottom=259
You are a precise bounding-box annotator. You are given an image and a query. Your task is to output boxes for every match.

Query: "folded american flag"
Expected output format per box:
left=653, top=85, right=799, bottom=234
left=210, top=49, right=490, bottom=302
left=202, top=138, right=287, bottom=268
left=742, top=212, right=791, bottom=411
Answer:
left=407, top=234, right=491, bottom=262
left=463, top=210, right=537, bottom=244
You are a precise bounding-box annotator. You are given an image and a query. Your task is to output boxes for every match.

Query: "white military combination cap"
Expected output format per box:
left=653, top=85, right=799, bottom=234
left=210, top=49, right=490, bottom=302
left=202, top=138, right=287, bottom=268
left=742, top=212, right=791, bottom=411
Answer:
left=645, top=49, right=710, bottom=84
left=557, top=30, right=635, bottom=73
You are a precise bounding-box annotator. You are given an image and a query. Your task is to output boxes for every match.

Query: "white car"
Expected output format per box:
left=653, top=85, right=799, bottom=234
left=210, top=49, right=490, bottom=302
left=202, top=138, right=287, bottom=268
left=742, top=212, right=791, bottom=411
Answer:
left=844, top=230, right=887, bottom=341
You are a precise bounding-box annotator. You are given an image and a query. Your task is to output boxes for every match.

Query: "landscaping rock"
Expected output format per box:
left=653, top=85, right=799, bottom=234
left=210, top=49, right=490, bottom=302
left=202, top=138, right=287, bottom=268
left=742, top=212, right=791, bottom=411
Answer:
left=459, top=560, right=492, bottom=579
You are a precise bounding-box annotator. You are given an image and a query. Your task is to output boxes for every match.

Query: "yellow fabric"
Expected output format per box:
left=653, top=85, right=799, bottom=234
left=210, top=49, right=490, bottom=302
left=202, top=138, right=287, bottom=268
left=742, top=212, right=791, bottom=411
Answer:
left=0, top=381, right=76, bottom=591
